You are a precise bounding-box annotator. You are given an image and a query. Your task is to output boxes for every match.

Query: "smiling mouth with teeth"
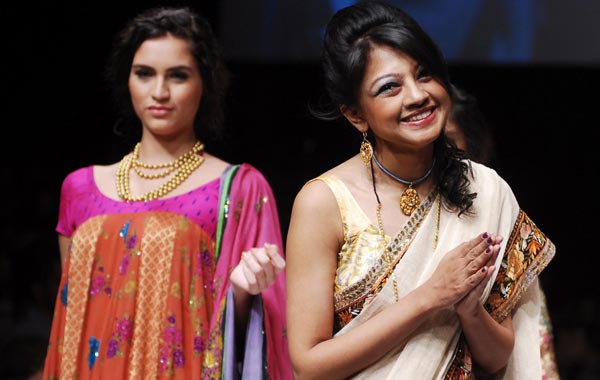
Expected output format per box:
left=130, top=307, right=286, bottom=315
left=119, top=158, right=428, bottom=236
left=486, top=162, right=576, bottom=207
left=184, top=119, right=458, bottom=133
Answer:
left=405, top=109, right=433, bottom=122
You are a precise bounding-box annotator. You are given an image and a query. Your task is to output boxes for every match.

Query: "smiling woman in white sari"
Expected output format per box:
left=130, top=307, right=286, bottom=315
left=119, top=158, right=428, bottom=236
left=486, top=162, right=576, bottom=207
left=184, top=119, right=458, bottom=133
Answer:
left=285, top=2, right=556, bottom=379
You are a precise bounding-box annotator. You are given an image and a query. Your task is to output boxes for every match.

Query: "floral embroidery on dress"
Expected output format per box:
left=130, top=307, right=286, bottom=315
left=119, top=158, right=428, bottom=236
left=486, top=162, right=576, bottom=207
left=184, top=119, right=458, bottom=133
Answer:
left=119, top=220, right=138, bottom=275
left=202, top=297, right=226, bottom=379
left=160, top=314, right=185, bottom=373
left=90, top=275, right=108, bottom=296
left=107, top=315, right=133, bottom=359
left=198, top=243, right=213, bottom=274
left=90, top=260, right=112, bottom=298
left=194, top=330, right=206, bottom=356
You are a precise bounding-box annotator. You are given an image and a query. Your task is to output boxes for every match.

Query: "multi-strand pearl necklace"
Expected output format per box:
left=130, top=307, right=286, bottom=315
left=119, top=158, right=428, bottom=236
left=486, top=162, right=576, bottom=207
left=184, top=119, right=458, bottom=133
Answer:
left=116, top=141, right=205, bottom=202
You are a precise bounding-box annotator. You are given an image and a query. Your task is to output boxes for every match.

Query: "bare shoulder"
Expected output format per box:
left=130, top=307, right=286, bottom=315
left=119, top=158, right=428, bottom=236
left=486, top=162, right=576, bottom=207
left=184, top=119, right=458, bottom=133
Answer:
left=294, top=156, right=362, bottom=207
left=293, top=177, right=336, bottom=212
left=293, top=159, right=351, bottom=211
left=289, top=162, right=354, bottom=234
left=287, top=163, right=349, bottom=266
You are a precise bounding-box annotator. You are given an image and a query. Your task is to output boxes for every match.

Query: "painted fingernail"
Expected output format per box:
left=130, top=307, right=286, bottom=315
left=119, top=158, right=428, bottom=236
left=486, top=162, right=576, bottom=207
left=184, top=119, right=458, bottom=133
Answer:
left=482, top=232, right=489, bottom=239
left=481, top=266, right=487, bottom=272
left=485, top=247, right=491, bottom=253
left=487, top=237, right=493, bottom=244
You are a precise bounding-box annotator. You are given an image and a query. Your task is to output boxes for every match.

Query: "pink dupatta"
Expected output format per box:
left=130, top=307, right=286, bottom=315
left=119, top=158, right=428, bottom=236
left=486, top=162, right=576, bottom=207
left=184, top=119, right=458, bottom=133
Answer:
left=212, top=164, right=292, bottom=380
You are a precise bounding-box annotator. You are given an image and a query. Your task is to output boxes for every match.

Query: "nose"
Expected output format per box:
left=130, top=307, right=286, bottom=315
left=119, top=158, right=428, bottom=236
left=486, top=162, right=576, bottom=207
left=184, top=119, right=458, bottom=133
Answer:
left=152, top=78, right=169, bottom=101
left=405, top=81, right=428, bottom=108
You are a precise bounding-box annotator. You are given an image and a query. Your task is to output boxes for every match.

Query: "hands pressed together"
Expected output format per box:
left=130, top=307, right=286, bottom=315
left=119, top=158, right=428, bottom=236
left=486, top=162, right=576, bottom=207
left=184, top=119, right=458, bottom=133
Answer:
left=432, top=232, right=514, bottom=374
left=454, top=233, right=503, bottom=316
left=424, top=232, right=503, bottom=313
left=230, top=242, right=286, bottom=295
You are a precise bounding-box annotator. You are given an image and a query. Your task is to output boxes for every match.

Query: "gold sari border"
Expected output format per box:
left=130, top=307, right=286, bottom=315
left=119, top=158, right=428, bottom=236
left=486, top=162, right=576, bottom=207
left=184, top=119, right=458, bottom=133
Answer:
left=334, top=191, right=438, bottom=323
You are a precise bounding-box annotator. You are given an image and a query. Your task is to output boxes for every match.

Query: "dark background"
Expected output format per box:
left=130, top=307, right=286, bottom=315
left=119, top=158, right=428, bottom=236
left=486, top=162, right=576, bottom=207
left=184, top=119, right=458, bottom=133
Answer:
left=2, top=1, right=599, bottom=379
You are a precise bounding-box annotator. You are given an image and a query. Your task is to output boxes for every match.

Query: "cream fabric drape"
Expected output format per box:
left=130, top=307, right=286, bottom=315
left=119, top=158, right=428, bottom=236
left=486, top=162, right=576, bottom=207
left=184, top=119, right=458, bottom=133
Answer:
left=336, top=162, right=549, bottom=380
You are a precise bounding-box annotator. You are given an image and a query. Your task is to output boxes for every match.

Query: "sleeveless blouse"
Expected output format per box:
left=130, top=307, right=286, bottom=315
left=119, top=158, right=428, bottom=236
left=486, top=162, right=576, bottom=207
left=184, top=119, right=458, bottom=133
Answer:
left=313, top=173, right=437, bottom=334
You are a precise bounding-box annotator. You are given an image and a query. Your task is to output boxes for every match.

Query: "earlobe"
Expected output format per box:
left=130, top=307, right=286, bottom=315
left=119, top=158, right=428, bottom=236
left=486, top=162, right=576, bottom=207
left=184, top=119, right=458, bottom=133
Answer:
left=340, top=105, right=366, bottom=130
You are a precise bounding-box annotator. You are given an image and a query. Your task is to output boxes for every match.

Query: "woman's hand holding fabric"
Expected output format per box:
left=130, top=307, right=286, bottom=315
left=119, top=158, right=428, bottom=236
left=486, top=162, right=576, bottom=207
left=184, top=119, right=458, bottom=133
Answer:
left=229, top=243, right=286, bottom=347
left=230, top=243, right=286, bottom=295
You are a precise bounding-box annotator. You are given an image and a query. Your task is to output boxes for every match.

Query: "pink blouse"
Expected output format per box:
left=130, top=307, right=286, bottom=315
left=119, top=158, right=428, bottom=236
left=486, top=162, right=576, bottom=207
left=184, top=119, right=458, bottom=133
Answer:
left=56, top=165, right=221, bottom=240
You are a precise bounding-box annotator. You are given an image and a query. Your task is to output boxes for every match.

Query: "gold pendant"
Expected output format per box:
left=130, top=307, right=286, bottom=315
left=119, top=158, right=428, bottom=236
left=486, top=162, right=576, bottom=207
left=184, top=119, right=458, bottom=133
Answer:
left=399, top=186, right=420, bottom=216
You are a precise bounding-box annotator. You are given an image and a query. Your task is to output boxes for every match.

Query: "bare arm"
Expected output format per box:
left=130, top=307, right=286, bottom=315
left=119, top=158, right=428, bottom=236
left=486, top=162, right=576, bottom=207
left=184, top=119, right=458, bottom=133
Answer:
left=58, top=234, right=70, bottom=271
left=286, top=181, right=501, bottom=380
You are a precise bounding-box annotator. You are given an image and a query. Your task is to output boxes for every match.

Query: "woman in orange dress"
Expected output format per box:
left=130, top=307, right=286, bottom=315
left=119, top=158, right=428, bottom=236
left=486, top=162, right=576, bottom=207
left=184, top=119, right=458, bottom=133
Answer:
left=43, top=6, right=292, bottom=380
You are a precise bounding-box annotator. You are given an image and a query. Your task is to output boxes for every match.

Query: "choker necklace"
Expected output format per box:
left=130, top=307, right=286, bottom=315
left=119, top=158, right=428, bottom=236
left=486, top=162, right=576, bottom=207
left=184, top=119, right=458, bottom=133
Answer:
left=369, top=160, right=441, bottom=303
left=372, top=153, right=435, bottom=216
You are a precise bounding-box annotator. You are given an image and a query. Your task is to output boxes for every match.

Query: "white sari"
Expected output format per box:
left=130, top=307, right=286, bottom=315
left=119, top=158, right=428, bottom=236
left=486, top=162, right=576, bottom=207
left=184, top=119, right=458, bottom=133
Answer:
left=327, top=161, right=555, bottom=380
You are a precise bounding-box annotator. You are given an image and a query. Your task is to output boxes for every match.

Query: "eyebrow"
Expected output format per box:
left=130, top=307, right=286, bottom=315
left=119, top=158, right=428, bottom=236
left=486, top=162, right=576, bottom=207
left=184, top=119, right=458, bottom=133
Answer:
left=131, top=63, right=194, bottom=71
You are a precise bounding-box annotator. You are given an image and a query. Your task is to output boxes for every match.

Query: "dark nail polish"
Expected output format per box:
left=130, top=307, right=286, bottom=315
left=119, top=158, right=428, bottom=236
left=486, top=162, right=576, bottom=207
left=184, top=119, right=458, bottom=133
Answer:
left=486, top=247, right=491, bottom=253
left=482, top=232, right=489, bottom=239
left=487, top=238, right=493, bottom=244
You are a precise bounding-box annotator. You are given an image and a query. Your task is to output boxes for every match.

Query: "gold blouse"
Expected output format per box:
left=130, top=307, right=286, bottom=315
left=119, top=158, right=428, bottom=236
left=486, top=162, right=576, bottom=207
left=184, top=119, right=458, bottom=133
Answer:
left=313, top=174, right=436, bottom=333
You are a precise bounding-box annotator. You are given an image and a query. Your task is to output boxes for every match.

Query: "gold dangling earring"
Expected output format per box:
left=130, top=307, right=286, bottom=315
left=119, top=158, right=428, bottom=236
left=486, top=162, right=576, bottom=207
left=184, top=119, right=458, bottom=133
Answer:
left=360, top=130, right=373, bottom=165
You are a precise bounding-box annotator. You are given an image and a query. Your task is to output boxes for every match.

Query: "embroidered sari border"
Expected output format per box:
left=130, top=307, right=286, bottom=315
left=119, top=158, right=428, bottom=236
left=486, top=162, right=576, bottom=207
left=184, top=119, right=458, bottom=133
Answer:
left=485, top=210, right=556, bottom=322
left=334, top=191, right=438, bottom=317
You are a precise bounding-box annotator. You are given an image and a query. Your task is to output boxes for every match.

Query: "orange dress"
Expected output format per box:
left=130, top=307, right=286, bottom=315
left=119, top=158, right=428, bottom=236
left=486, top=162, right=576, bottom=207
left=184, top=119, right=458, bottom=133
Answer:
left=43, top=164, right=292, bottom=380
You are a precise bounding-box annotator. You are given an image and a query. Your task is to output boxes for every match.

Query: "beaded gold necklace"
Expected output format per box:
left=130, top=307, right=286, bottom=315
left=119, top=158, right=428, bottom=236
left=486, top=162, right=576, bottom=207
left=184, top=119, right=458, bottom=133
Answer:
left=116, top=141, right=205, bottom=202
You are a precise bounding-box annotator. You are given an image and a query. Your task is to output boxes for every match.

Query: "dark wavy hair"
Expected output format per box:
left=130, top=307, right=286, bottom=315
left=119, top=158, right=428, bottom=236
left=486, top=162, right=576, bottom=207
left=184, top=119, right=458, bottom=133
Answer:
left=313, top=0, right=475, bottom=214
left=105, top=6, right=230, bottom=141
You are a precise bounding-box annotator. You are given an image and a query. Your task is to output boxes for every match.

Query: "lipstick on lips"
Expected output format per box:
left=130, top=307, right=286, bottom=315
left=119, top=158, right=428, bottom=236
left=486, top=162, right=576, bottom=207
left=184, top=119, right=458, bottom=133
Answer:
left=148, top=105, right=173, bottom=117
left=402, top=107, right=436, bottom=126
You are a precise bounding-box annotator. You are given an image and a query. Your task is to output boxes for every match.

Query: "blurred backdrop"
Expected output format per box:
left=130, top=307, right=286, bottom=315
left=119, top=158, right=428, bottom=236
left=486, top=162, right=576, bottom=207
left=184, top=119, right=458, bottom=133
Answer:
left=2, top=1, right=599, bottom=379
